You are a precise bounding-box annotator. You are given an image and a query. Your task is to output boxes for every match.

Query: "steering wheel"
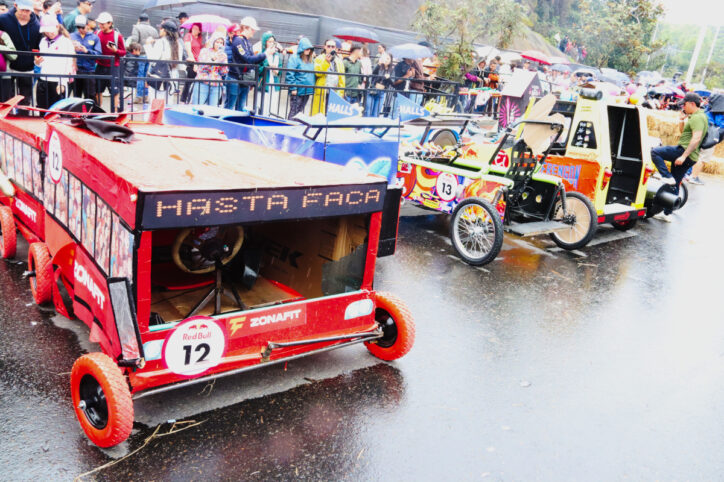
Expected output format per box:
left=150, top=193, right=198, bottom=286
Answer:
left=172, top=225, right=245, bottom=274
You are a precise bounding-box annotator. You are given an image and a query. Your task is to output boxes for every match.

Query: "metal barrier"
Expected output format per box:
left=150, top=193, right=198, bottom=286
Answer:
left=1, top=51, right=498, bottom=121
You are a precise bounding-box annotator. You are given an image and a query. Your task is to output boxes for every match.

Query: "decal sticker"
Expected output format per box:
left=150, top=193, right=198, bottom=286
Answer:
left=227, top=304, right=307, bottom=338
left=435, top=172, right=458, bottom=202
left=48, top=131, right=63, bottom=184
left=163, top=317, right=226, bottom=376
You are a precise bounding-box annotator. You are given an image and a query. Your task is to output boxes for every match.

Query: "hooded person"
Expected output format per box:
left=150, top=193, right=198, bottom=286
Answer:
left=257, top=30, right=281, bottom=116
left=285, top=36, right=314, bottom=119
left=311, top=37, right=345, bottom=115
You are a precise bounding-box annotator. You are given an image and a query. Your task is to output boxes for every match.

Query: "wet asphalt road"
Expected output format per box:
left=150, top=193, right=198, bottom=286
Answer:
left=1, top=177, right=724, bottom=481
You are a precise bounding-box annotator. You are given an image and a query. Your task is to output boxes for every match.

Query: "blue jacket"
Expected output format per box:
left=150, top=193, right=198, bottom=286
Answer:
left=229, top=35, right=266, bottom=79
left=0, top=9, right=41, bottom=71
left=70, top=30, right=101, bottom=72
left=285, top=38, right=315, bottom=96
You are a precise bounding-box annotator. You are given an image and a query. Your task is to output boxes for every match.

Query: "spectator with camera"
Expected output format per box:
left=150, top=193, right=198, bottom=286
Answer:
left=311, top=38, right=345, bottom=115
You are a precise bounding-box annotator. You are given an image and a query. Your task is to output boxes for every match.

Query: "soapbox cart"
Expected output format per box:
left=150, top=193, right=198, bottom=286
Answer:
left=0, top=100, right=414, bottom=447
left=397, top=108, right=597, bottom=266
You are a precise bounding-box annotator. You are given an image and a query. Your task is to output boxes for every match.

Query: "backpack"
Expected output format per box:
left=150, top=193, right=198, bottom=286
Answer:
left=700, top=123, right=723, bottom=150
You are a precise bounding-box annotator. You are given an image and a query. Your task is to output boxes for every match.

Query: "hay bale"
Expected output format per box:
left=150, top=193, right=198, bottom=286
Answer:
left=645, top=109, right=682, bottom=146
left=715, top=142, right=724, bottom=159
left=704, top=157, right=724, bottom=175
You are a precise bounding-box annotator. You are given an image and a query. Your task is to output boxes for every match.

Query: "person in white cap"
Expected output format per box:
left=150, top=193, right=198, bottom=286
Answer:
left=0, top=0, right=41, bottom=105
left=94, top=11, right=125, bottom=108
left=35, top=14, right=73, bottom=109
left=225, top=16, right=274, bottom=111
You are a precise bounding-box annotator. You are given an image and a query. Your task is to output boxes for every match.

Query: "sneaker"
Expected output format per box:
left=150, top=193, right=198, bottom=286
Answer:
left=689, top=176, right=705, bottom=185
left=653, top=212, right=673, bottom=222
left=660, top=177, right=676, bottom=185
left=133, top=96, right=143, bottom=104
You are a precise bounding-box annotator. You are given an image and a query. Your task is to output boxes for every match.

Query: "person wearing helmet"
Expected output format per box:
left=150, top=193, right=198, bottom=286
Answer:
left=94, top=12, right=126, bottom=109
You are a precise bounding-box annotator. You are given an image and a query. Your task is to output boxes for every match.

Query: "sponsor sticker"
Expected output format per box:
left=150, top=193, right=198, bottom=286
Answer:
left=227, top=304, right=307, bottom=338
left=163, top=317, right=226, bottom=376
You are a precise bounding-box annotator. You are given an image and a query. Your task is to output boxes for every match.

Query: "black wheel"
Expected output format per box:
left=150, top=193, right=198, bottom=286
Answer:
left=430, top=128, right=458, bottom=148
left=549, top=191, right=597, bottom=250
left=677, top=182, right=688, bottom=209
left=611, top=219, right=638, bottom=231
left=449, top=197, right=504, bottom=266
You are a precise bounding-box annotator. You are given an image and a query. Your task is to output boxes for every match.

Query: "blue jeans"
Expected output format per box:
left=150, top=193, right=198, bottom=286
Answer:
left=366, top=92, right=385, bottom=117
left=237, top=85, right=249, bottom=111
left=136, top=57, right=149, bottom=97
left=651, top=145, right=695, bottom=214
left=191, top=82, right=220, bottom=106
left=224, top=75, right=239, bottom=109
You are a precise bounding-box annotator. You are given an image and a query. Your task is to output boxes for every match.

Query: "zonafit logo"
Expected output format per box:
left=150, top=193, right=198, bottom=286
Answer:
left=74, top=262, right=106, bottom=310
left=250, top=309, right=302, bottom=327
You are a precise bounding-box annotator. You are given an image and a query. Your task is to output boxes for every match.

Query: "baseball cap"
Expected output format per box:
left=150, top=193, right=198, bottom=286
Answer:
left=15, top=0, right=34, bottom=10
left=39, top=14, right=59, bottom=33
left=139, top=13, right=149, bottom=21
left=227, top=23, right=241, bottom=34
left=679, top=92, right=701, bottom=107
left=75, top=14, right=88, bottom=27
left=239, top=16, right=259, bottom=30
left=96, top=12, right=113, bottom=24
left=79, top=0, right=95, bottom=4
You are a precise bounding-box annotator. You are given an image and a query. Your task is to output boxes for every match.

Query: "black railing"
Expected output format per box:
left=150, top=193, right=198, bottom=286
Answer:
left=0, top=51, right=508, bottom=120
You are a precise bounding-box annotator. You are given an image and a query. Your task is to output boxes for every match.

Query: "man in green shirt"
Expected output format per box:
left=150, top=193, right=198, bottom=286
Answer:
left=651, top=92, right=708, bottom=221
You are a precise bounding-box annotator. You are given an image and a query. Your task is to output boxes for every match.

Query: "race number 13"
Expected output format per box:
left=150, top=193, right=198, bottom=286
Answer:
left=163, top=317, right=226, bottom=376
left=435, top=173, right=459, bottom=202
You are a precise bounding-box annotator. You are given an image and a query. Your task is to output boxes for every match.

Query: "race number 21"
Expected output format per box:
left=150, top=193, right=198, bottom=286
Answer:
left=163, top=317, right=226, bottom=376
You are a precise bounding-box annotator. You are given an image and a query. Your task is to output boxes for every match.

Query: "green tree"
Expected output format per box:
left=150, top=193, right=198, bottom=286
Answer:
left=412, top=0, right=525, bottom=81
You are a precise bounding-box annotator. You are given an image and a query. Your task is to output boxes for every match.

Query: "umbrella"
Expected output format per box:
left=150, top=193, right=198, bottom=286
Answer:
left=499, top=51, right=521, bottom=63
left=333, top=27, right=379, bottom=44
left=143, top=0, right=197, bottom=10
left=521, top=50, right=551, bottom=65
left=549, top=56, right=569, bottom=65
left=388, top=43, right=433, bottom=60
left=475, top=45, right=499, bottom=59
left=551, top=63, right=571, bottom=72
left=181, top=14, right=230, bottom=33
left=574, top=68, right=597, bottom=79
left=695, top=89, right=711, bottom=98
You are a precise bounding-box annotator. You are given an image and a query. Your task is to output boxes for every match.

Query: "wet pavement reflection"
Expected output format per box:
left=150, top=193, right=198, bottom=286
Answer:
left=1, top=178, right=724, bottom=480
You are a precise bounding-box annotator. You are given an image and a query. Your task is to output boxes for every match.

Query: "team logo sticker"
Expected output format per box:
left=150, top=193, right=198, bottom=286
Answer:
left=435, top=172, right=458, bottom=202
left=163, top=317, right=226, bottom=376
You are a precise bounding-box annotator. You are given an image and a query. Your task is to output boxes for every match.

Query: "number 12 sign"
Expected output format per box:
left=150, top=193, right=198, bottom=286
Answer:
left=163, top=317, right=227, bottom=376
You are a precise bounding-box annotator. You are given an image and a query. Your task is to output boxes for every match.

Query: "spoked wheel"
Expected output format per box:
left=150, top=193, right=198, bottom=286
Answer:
left=71, top=353, right=133, bottom=448
left=0, top=205, right=17, bottom=259
left=549, top=192, right=597, bottom=250
left=365, top=292, right=415, bottom=361
left=449, top=197, right=504, bottom=266
left=611, top=219, right=638, bottom=231
left=28, top=243, right=52, bottom=304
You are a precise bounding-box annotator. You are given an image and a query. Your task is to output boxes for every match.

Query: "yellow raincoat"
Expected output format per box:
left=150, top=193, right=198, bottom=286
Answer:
left=311, top=54, right=346, bottom=115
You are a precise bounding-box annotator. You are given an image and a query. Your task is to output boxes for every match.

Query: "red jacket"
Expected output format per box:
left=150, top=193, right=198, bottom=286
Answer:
left=96, top=29, right=126, bottom=67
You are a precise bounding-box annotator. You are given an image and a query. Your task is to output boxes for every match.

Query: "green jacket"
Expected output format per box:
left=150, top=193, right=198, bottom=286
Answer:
left=343, top=58, right=362, bottom=98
